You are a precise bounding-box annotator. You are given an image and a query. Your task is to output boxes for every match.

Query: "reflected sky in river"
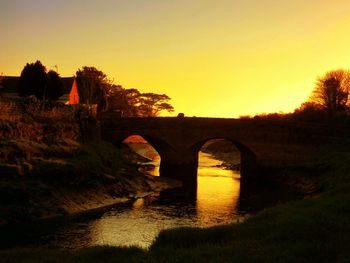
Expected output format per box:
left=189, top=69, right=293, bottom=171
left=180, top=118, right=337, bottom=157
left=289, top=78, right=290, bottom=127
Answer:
left=11, top=141, right=300, bottom=250
left=39, top=142, right=243, bottom=249
left=78, top=149, right=242, bottom=248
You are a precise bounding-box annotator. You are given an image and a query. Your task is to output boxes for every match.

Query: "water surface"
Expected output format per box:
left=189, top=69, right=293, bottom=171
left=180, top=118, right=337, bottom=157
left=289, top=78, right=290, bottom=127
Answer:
left=1, top=142, right=301, bottom=249
left=43, top=149, right=243, bottom=248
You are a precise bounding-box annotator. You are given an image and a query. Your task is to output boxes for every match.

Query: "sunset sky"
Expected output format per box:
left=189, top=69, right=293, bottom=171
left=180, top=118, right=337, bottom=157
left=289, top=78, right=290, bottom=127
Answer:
left=1, top=0, right=350, bottom=117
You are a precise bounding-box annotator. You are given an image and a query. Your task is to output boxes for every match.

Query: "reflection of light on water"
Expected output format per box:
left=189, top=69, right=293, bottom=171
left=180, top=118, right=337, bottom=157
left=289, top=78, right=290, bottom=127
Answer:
left=197, top=170, right=240, bottom=226
left=61, top=148, right=242, bottom=248
left=133, top=198, right=145, bottom=209
left=196, top=152, right=241, bottom=226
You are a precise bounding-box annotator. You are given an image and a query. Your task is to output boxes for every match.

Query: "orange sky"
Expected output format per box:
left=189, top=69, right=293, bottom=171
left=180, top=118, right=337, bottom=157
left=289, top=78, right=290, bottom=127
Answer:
left=1, top=0, right=350, bottom=117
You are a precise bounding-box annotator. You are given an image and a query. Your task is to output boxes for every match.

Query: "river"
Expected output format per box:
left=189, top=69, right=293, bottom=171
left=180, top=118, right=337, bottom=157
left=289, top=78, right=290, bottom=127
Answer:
left=37, top=145, right=244, bottom=248
left=1, top=142, right=300, bottom=249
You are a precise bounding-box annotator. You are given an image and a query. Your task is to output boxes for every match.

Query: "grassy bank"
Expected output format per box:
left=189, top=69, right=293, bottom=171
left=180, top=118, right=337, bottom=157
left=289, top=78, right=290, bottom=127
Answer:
left=1, top=141, right=350, bottom=262
left=0, top=99, right=180, bottom=225
left=0, top=139, right=179, bottom=225
left=1, top=99, right=349, bottom=262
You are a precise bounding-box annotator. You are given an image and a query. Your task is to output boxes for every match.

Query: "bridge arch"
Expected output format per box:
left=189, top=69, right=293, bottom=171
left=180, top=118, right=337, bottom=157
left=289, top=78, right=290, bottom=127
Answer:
left=116, top=133, right=181, bottom=179
left=122, top=135, right=161, bottom=174
left=188, top=137, right=257, bottom=177
left=117, top=133, right=176, bottom=159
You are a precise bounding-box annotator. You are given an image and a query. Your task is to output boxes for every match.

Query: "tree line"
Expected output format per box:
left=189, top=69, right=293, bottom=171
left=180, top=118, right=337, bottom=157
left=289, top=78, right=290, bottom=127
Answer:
left=17, top=61, right=174, bottom=117
left=241, top=69, right=350, bottom=123
left=19, top=61, right=63, bottom=101
left=14, top=60, right=350, bottom=121
left=292, top=69, right=350, bottom=122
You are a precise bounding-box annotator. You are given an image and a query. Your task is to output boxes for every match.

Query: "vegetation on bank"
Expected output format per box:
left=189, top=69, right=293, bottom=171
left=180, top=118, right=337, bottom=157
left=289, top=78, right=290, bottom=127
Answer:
left=148, top=142, right=350, bottom=262
left=201, top=139, right=241, bottom=170
left=1, top=67, right=350, bottom=261
left=0, top=138, right=142, bottom=224
left=1, top=139, right=349, bottom=262
left=240, top=69, right=350, bottom=126
left=0, top=99, right=179, bottom=225
left=3, top=60, right=175, bottom=116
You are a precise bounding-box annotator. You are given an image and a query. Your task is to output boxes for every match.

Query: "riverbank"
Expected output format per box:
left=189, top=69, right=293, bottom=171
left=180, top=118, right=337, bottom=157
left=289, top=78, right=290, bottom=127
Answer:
left=201, top=139, right=241, bottom=170
left=0, top=99, right=181, bottom=225
left=202, top=139, right=318, bottom=196
left=149, top=141, right=350, bottom=262
left=0, top=139, right=180, bottom=225
left=1, top=140, right=349, bottom=262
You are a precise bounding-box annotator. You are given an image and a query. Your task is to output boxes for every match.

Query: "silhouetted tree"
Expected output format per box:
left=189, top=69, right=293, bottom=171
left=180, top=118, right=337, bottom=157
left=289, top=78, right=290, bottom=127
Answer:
left=106, top=86, right=174, bottom=117
left=106, top=85, right=134, bottom=115
left=18, top=61, right=64, bottom=101
left=310, top=70, right=350, bottom=117
left=46, top=70, right=64, bottom=101
left=77, top=66, right=175, bottom=116
left=137, top=93, right=174, bottom=117
left=75, top=66, right=109, bottom=112
left=18, top=60, right=47, bottom=99
left=107, top=87, right=141, bottom=116
left=293, top=102, right=326, bottom=122
left=0, top=73, right=4, bottom=89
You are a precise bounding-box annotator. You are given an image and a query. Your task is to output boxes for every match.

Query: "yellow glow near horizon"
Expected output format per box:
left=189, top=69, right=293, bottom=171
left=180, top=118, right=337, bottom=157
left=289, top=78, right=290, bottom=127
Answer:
left=1, top=1, right=350, bottom=117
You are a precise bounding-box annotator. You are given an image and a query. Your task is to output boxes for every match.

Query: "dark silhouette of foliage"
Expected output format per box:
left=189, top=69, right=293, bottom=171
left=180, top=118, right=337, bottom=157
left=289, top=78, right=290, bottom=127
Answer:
left=107, top=87, right=141, bottom=116
left=250, top=112, right=290, bottom=121
left=75, top=66, right=109, bottom=112
left=18, top=61, right=64, bottom=101
left=106, top=86, right=174, bottom=117
left=310, top=70, right=350, bottom=117
left=121, top=88, right=142, bottom=116
left=292, top=102, right=326, bottom=122
left=46, top=70, right=64, bottom=101
left=18, top=60, right=47, bottom=99
left=137, top=93, right=174, bottom=117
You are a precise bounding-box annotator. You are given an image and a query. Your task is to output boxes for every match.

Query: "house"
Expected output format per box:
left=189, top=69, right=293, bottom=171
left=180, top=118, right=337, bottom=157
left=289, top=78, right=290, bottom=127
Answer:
left=60, top=77, right=79, bottom=104
left=0, top=76, right=79, bottom=104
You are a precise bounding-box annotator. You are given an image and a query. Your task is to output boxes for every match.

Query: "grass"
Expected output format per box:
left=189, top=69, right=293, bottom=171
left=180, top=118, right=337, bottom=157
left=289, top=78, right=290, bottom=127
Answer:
left=1, top=99, right=350, bottom=262
left=1, top=142, right=350, bottom=262
left=0, top=246, right=146, bottom=263
left=146, top=142, right=350, bottom=262
left=0, top=138, right=145, bottom=224
left=149, top=189, right=350, bottom=262
left=0, top=98, right=175, bottom=226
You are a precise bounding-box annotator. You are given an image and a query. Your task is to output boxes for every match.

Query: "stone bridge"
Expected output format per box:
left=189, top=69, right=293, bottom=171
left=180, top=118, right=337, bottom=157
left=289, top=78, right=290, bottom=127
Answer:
left=94, top=115, right=349, bottom=186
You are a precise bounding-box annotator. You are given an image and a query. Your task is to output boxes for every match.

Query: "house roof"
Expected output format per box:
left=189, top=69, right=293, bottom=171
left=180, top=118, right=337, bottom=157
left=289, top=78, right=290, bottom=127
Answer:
left=0, top=76, right=75, bottom=95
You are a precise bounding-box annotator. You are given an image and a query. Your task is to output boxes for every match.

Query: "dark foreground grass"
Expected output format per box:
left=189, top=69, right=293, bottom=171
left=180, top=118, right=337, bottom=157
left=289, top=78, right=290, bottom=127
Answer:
left=149, top=188, right=350, bottom=262
left=0, top=246, right=146, bottom=263
left=1, top=143, right=350, bottom=262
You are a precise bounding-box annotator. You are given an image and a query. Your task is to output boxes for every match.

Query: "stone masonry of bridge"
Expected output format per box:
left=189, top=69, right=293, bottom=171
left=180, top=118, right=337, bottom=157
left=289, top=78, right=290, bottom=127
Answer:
left=90, top=115, right=350, bottom=187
